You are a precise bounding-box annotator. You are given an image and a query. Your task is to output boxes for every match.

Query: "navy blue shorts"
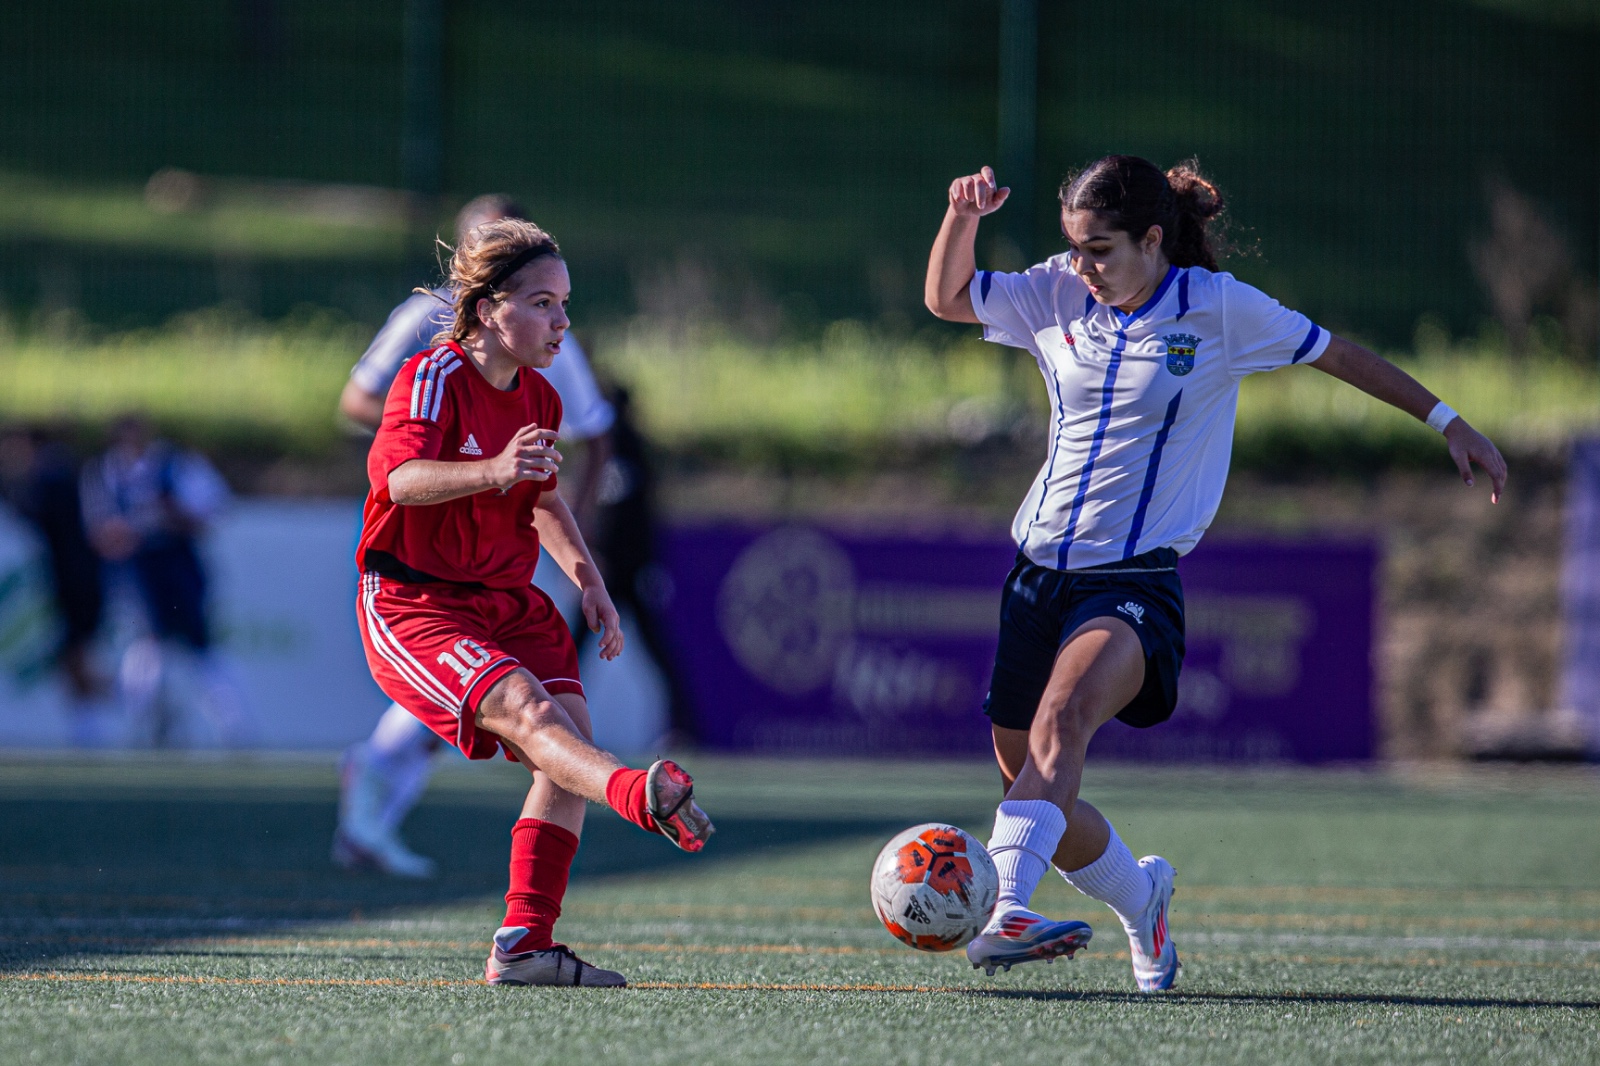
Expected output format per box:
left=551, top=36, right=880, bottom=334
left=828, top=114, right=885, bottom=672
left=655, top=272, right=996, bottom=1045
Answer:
left=132, top=539, right=210, bottom=652
left=983, top=547, right=1186, bottom=731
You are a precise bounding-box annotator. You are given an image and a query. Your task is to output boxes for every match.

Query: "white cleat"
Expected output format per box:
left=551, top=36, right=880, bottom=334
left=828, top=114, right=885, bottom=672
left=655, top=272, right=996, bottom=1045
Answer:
left=965, top=907, right=1093, bottom=977
left=331, top=827, right=437, bottom=879
left=484, top=927, right=626, bottom=987
left=1125, top=855, right=1180, bottom=992
left=334, top=745, right=437, bottom=879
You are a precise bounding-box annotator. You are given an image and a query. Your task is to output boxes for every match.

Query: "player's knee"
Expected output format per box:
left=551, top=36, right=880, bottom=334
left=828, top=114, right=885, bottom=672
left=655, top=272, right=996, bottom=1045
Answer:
left=479, top=678, right=570, bottom=748
left=1035, top=689, right=1100, bottom=748
left=508, top=696, right=568, bottom=742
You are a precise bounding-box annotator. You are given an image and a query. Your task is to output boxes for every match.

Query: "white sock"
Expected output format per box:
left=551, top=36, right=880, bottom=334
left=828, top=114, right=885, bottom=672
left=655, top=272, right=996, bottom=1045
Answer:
left=379, top=744, right=437, bottom=831
left=369, top=703, right=429, bottom=759
left=199, top=653, right=255, bottom=748
left=987, top=800, right=1067, bottom=914
left=1057, top=826, right=1152, bottom=928
left=368, top=705, right=439, bottom=832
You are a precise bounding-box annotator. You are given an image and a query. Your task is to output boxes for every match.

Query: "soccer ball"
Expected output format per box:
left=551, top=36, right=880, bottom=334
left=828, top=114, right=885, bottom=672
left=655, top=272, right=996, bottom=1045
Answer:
left=870, top=823, right=998, bottom=951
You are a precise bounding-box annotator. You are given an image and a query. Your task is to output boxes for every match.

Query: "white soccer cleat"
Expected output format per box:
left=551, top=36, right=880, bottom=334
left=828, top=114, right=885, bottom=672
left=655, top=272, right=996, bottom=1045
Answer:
left=334, top=745, right=437, bottom=879
left=965, top=907, right=1093, bottom=976
left=331, top=827, right=438, bottom=880
left=1125, top=855, right=1180, bottom=992
left=484, top=927, right=626, bottom=987
left=645, top=759, right=715, bottom=853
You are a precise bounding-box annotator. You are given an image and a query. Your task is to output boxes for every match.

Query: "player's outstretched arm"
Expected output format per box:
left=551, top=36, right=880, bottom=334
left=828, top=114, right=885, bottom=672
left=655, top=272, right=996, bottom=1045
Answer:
left=925, top=166, right=1010, bottom=324
left=388, top=425, right=562, bottom=506
left=1312, top=335, right=1508, bottom=503
left=338, top=379, right=386, bottom=429
left=533, top=491, right=624, bottom=660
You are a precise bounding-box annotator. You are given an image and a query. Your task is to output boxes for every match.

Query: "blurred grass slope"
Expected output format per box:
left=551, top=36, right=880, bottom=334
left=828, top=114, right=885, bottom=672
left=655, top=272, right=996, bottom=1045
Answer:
left=0, top=312, right=360, bottom=458
left=0, top=315, right=1591, bottom=476
left=0, top=173, right=410, bottom=261
left=608, top=324, right=1598, bottom=472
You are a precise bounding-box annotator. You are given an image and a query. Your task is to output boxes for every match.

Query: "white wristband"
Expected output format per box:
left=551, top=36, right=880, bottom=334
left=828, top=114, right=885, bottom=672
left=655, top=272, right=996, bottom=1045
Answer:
left=1425, top=401, right=1458, bottom=434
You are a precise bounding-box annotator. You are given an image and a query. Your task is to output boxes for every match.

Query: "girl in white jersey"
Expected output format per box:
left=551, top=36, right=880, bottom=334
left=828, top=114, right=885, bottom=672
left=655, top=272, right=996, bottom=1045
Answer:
left=926, top=156, right=1507, bottom=990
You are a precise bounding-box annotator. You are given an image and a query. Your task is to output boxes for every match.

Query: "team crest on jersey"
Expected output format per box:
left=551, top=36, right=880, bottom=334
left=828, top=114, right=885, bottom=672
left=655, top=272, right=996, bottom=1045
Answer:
left=1162, top=333, right=1200, bottom=376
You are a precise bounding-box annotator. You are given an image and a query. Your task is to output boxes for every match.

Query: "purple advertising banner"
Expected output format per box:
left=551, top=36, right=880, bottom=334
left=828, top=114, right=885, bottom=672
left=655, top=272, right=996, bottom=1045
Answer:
left=660, top=525, right=1376, bottom=762
left=1089, top=538, right=1376, bottom=762
left=1560, top=439, right=1600, bottom=755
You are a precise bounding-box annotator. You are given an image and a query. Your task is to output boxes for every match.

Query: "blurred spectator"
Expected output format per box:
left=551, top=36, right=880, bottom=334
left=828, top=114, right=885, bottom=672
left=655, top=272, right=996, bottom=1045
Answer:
left=80, top=416, right=251, bottom=747
left=576, top=385, right=698, bottom=746
left=0, top=426, right=109, bottom=745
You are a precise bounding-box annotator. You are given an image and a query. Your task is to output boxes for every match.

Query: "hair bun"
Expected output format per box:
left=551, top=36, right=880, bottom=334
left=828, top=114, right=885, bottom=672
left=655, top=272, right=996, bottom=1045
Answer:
left=1166, top=161, right=1224, bottom=220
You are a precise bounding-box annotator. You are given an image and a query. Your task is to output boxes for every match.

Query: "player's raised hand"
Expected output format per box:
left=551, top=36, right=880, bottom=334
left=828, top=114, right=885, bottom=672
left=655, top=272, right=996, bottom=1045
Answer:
left=582, top=583, right=625, bottom=660
left=490, top=424, right=562, bottom=488
left=1444, top=418, right=1508, bottom=504
left=949, top=166, right=1010, bottom=218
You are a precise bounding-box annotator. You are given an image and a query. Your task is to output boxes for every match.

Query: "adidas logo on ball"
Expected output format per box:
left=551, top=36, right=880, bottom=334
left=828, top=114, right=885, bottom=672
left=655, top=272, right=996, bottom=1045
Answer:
left=871, top=823, right=997, bottom=953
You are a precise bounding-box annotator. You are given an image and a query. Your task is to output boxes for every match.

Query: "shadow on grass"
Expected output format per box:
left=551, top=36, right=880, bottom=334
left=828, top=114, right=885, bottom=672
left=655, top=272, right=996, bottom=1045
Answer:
left=0, top=793, right=903, bottom=970
left=970, top=988, right=1600, bottom=1011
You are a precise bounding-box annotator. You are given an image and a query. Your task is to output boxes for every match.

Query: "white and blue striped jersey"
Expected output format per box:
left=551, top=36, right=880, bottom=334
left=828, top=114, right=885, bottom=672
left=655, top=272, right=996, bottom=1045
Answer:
left=972, top=258, right=1330, bottom=570
left=350, top=289, right=615, bottom=441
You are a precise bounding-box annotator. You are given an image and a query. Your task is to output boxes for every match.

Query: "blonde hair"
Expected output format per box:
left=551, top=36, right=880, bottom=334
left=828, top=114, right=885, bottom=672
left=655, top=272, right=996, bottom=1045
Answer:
left=422, top=218, right=561, bottom=345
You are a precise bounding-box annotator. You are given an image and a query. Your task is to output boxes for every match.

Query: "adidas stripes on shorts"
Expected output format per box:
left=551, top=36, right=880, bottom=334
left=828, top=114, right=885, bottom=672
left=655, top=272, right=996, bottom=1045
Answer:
left=357, top=573, right=584, bottom=761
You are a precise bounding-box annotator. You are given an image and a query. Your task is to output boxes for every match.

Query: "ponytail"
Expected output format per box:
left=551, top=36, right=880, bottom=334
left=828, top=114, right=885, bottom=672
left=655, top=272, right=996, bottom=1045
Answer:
left=1163, top=160, right=1225, bottom=271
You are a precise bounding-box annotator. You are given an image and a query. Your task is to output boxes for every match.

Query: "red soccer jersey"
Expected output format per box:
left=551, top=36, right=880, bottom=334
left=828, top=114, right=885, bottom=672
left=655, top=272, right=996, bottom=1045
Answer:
left=357, top=342, right=562, bottom=589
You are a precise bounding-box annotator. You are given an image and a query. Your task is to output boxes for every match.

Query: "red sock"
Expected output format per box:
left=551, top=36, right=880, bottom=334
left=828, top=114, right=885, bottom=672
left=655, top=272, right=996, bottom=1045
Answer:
left=502, top=818, right=580, bottom=953
left=605, top=768, right=663, bottom=835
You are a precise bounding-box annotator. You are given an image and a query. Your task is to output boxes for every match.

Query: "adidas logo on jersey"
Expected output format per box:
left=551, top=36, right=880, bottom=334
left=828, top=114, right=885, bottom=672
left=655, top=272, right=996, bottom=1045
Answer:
left=1116, top=601, right=1146, bottom=625
left=459, top=434, right=484, bottom=456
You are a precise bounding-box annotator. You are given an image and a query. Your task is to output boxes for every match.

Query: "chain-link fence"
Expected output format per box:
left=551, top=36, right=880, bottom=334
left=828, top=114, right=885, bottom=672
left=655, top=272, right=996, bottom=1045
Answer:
left=1, top=0, right=1595, bottom=347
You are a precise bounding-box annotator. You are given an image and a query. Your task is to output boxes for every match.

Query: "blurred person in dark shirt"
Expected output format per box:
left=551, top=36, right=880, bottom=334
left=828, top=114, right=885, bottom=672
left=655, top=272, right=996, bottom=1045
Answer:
left=0, top=426, right=108, bottom=745
left=575, top=385, right=698, bottom=746
left=80, top=416, right=251, bottom=747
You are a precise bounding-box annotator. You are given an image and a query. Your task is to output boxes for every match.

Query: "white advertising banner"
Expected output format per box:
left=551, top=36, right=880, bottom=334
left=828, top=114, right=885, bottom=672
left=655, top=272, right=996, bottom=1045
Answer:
left=0, top=499, right=665, bottom=753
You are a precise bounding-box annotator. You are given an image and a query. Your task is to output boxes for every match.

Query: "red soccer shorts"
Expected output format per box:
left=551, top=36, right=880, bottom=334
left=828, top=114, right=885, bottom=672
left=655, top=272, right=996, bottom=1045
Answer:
left=357, top=573, right=584, bottom=761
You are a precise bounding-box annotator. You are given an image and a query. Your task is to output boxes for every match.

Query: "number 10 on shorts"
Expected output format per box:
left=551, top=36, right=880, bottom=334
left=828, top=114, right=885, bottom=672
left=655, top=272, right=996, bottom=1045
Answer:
left=438, top=638, right=492, bottom=687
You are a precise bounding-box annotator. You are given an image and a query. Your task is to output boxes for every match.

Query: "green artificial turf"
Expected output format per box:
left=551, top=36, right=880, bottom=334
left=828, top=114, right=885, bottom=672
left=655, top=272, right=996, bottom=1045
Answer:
left=1, top=755, right=1598, bottom=1065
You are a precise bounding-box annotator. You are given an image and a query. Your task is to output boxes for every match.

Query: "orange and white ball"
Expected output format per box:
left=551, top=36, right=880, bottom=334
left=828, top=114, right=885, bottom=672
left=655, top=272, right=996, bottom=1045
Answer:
left=870, top=823, right=998, bottom=951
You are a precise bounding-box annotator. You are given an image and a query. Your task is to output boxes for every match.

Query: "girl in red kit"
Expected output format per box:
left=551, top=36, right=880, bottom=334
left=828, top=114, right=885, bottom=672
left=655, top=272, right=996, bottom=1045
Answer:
left=356, top=218, right=713, bottom=987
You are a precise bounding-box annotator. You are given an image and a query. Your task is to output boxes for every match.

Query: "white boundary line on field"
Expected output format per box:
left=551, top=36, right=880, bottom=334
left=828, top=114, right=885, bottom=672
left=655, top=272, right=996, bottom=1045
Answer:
left=1185, top=931, right=1600, bottom=954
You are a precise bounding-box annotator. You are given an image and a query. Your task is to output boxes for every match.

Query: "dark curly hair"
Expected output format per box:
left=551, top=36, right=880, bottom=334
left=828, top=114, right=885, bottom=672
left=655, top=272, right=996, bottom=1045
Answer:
left=1059, top=155, right=1227, bottom=271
